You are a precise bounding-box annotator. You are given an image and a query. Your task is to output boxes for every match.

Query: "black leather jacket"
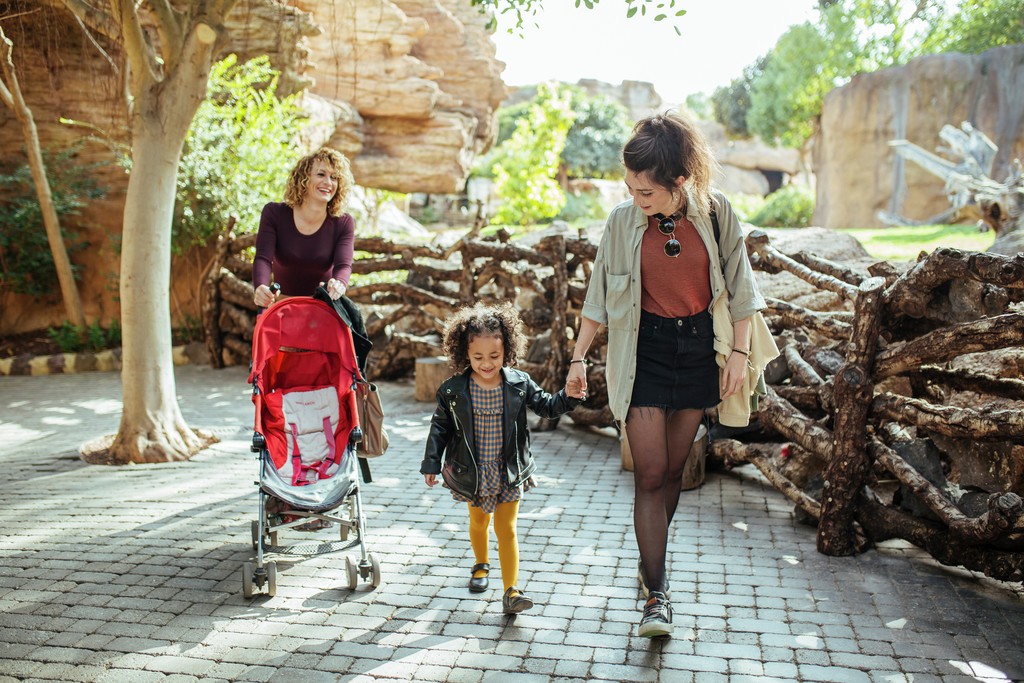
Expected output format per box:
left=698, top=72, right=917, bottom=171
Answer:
left=420, top=367, right=582, bottom=498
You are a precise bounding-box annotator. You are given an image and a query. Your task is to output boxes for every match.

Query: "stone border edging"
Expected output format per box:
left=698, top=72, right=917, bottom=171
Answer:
left=0, top=341, right=211, bottom=376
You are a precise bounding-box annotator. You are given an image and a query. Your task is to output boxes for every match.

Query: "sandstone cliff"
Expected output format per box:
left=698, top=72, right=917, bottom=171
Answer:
left=813, top=45, right=1024, bottom=230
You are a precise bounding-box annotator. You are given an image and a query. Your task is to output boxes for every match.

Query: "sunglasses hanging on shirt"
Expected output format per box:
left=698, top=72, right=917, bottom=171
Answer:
left=655, top=214, right=681, bottom=258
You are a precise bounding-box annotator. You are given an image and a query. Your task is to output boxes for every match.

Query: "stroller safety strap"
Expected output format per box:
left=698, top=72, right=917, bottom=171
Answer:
left=282, top=387, right=341, bottom=485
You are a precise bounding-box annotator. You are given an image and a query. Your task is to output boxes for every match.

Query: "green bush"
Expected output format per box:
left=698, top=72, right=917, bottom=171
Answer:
left=723, top=193, right=768, bottom=224
left=47, top=320, right=122, bottom=353
left=747, top=185, right=815, bottom=228
left=174, top=55, right=305, bottom=253
left=556, top=191, right=605, bottom=223
left=0, top=147, right=106, bottom=297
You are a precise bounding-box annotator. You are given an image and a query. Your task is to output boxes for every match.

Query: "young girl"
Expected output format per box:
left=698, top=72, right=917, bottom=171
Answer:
left=421, top=302, right=584, bottom=614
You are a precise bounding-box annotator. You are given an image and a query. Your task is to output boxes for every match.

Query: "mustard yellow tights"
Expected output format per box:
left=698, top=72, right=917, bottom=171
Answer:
left=468, top=501, right=520, bottom=593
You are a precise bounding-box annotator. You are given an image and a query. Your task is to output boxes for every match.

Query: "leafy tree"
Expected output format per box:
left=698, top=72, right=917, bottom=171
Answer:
left=684, top=92, right=713, bottom=121
left=747, top=23, right=833, bottom=146
left=175, top=55, right=304, bottom=254
left=747, top=0, right=944, bottom=146
left=922, top=0, right=1024, bottom=54
left=490, top=82, right=576, bottom=225
left=712, top=54, right=769, bottom=138
left=0, top=27, right=86, bottom=326
left=481, top=85, right=629, bottom=181
left=561, top=88, right=631, bottom=179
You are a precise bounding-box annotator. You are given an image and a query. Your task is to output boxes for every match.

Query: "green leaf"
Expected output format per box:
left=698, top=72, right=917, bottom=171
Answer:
left=627, top=6, right=638, bottom=17
left=655, top=13, right=666, bottom=20
left=676, top=8, right=686, bottom=16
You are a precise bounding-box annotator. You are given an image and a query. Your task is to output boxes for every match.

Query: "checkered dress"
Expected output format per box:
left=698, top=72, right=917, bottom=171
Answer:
left=450, top=380, right=525, bottom=513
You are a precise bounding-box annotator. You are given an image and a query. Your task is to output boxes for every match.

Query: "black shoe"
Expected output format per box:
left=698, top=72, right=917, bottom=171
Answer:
left=638, top=591, right=673, bottom=638
left=638, top=559, right=670, bottom=599
left=468, top=563, right=489, bottom=593
left=502, top=586, right=534, bottom=614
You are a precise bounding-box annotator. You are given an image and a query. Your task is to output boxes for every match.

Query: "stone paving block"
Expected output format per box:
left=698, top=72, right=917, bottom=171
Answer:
left=799, top=663, right=872, bottom=682
left=95, top=669, right=168, bottom=683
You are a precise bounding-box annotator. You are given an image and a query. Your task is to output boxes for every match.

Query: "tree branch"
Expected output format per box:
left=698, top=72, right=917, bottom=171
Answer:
left=110, top=0, right=159, bottom=87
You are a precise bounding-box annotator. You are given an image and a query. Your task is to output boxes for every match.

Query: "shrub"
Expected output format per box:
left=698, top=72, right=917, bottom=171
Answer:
left=47, top=321, right=121, bottom=353
left=556, top=191, right=605, bottom=223
left=748, top=185, right=815, bottom=228
left=723, top=193, right=768, bottom=224
left=0, top=147, right=106, bottom=297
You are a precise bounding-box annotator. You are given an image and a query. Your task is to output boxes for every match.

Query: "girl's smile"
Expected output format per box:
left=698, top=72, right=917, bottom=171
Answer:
left=468, top=334, right=504, bottom=388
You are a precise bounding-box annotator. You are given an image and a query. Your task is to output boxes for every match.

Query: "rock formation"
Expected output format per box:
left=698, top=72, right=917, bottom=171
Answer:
left=814, top=45, right=1024, bottom=230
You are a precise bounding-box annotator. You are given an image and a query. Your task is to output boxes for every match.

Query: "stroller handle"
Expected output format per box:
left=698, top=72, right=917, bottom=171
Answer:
left=256, top=283, right=282, bottom=316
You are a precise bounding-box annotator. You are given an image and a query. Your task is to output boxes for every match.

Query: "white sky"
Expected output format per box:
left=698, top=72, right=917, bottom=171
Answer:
left=492, top=0, right=820, bottom=106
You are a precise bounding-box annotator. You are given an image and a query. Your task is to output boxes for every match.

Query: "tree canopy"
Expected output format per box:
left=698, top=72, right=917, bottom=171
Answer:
left=713, top=0, right=1022, bottom=147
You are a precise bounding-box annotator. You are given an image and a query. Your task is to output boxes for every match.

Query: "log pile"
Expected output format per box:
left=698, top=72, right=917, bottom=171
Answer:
left=724, top=231, right=1024, bottom=581
left=201, top=222, right=1024, bottom=581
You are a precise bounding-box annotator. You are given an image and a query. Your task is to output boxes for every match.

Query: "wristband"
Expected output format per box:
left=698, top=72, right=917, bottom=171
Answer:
left=732, top=348, right=749, bottom=356
left=569, top=358, right=588, bottom=367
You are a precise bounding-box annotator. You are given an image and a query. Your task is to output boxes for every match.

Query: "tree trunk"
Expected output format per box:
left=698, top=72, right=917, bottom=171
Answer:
left=0, top=28, right=86, bottom=328
left=106, top=123, right=214, bottom=463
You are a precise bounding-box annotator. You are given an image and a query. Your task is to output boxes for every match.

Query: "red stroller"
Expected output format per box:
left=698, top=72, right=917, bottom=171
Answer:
left=243, top=295, right=381, bottom=597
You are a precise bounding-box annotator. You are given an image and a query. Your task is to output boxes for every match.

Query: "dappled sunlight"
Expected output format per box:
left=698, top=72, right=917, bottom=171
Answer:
left=795, top=633, right=822, bottom=649
left=75, top=398, right=123, bottom=414
left=0, top=422, right=52, bottom=449
left=949, top=660, right=1014, bottom=682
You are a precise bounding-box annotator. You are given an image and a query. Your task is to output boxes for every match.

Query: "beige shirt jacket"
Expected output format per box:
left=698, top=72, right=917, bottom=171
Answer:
left=581, top=189, right=778, bottom=427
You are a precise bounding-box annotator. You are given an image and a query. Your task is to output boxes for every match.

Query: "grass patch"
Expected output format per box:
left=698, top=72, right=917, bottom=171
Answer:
left=841, top=224, right=995, bottom=261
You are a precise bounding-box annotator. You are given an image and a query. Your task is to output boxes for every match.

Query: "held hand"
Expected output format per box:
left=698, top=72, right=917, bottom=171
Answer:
left=566, top=362, right=588, bottom=399
left=326, top=278, right=347, bottom=300
left=720, top=352, right=746, bottom=400
left=254, top=284, right=277, bottom=308
left=565, top=376, right=586, bottom=400
left=424, top=474, right=437, bottom=487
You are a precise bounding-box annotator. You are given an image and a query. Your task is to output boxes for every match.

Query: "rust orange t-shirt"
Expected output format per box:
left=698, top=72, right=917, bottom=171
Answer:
left=640, top=214, right=712, bottom=318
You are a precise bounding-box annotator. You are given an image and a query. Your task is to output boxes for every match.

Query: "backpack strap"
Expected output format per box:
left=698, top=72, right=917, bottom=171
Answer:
left=710, top=209, right=725, bottom=271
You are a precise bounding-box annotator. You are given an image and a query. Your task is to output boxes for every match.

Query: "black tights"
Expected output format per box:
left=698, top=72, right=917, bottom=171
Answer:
left=626, top=406, right=704, bottom=594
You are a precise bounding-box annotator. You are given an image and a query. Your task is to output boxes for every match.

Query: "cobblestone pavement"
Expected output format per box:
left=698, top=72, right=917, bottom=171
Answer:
left=1, top=365, right=1023, bottom=683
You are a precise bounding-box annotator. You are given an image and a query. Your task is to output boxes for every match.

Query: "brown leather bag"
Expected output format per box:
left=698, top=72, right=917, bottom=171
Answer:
left=355, top=381, right=389, bottom=457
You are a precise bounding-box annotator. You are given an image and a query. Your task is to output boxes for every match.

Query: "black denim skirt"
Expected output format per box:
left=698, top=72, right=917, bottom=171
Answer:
left=630, top=309, right=719, bottom=411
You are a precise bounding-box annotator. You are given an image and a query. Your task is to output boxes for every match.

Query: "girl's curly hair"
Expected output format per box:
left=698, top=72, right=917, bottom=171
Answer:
left=442, top=302, right=527, bottom=373
left=283, top=147, right=353, bottom=217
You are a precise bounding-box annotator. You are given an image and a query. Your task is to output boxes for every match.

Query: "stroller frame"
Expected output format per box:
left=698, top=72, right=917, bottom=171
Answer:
left=242, top=296, right=381, bottom=598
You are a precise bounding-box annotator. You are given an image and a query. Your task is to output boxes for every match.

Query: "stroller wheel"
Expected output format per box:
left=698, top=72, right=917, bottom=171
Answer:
left=369, top=553, right=382, bottom=588
left=266, top=562, right=277, bottom=598
left=345, top=556, right=358, bottom=590
left=242, top=562, right=255, bottom=598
